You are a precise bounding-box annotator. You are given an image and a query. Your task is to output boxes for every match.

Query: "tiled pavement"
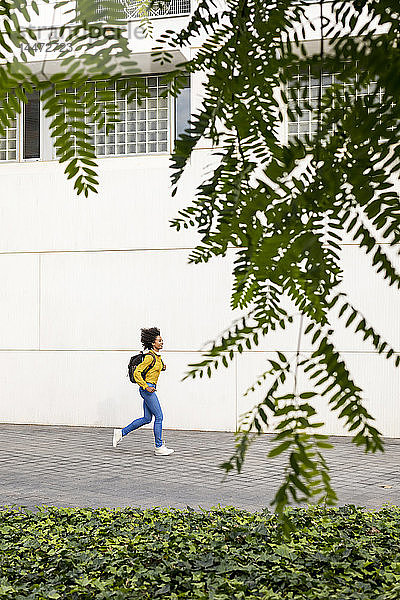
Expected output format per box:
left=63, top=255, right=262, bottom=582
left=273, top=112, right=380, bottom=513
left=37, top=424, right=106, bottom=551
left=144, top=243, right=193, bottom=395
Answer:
left=0, top=424, right=399, bottom=511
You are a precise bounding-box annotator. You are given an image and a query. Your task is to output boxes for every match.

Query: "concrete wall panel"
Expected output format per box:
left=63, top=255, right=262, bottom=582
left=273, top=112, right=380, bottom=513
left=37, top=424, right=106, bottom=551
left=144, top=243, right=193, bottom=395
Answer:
left=0, top=155, right=207, bottom=253
left=0, top=350, right=236, bottom=432
left=236, top=350, right=400, bottom=438
left=331, top=245, right=400, bottom=352
left=0, top=254, right=39, bottom=349
left=39, top=249, right=235, bottom=351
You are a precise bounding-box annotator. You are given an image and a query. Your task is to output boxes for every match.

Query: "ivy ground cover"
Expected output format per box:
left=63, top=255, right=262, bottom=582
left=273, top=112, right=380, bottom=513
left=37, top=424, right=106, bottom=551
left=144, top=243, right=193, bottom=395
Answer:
left=0, top=505, right=399, bottom=599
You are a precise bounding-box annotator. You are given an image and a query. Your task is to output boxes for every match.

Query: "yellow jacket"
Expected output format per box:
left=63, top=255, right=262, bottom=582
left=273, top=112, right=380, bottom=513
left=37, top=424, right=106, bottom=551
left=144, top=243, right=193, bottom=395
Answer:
left=134, top=351, right=166, bottom=390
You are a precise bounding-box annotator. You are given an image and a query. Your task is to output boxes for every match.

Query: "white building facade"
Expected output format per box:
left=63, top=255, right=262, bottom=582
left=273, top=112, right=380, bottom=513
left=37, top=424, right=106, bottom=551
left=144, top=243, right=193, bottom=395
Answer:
left=0, top=1, right=399, bottom=436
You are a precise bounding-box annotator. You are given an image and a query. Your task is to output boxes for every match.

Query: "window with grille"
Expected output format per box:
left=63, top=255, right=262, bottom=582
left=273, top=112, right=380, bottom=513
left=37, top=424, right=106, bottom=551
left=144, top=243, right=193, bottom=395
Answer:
left=0, top=94, right=18, bottom=162
left=287, top=66, right=389, bottom=142
left=93, top=0, right=126, bottom=20
left=56, top=76, right=169, bottom=156
left=0, top=91, right=42, bottom=162
left=83, top=0, right=191, bottom=20
left=287, top=68, right=333, bottom=141
left=123, top=0, right=191, bottom=19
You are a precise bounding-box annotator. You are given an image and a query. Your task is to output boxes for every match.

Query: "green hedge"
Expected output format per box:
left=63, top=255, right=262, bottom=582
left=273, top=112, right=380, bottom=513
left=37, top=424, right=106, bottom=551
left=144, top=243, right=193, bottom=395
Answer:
left=1, top=505, right=399, bottom=599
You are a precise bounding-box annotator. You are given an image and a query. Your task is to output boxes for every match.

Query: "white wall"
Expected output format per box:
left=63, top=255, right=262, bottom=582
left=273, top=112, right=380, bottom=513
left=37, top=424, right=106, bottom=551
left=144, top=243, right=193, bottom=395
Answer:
left=0, top=151, right=239, bottom=431
left=0, top=151, right=399, bottom=435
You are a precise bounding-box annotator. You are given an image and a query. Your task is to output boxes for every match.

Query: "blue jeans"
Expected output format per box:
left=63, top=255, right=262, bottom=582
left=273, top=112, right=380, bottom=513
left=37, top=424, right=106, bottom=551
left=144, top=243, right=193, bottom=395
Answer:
left=122, top=384, right=163, bottom=447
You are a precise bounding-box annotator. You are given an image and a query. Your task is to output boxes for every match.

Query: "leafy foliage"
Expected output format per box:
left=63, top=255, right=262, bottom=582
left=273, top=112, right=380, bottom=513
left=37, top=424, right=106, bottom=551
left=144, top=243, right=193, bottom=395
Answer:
left=151, top=0, right=400, bottom=515
left=1, top=505, right=399, bottom=599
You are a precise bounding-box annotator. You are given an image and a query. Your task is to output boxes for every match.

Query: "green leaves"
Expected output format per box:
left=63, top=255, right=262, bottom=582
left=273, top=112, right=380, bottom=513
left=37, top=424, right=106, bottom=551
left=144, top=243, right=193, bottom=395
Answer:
left=1, top=505, right=399, bottom=598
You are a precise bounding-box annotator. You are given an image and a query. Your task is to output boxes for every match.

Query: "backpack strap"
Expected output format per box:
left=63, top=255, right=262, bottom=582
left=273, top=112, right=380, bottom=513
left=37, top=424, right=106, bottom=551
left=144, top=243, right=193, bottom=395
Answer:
left=142, top=350, right=157, bottom=382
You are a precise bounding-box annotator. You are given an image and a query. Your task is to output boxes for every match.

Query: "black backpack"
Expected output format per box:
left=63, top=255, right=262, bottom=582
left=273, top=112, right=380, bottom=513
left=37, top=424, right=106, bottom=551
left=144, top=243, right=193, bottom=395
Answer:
left=127, top=351, right=156, bottom=384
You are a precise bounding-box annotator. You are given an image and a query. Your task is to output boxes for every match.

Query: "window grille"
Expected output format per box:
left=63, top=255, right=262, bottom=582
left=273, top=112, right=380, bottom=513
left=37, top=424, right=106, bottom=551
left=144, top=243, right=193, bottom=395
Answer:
left=287, top=66, right=390, bottom=142
left=287, top=68, right=332, bottom=141
left=122, top=0, right=191, bottom=18
left=0, top=94, right=18, bottom=161
left=93, top=0, right=126, bottom=19
left=56, top=76, right=169, bottom=157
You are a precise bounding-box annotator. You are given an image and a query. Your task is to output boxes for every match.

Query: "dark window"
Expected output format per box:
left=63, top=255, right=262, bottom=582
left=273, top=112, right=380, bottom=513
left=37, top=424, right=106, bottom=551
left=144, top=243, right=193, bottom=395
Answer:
left=175, top=76, right=190, bottom=140
left=23, top=91, right=40, bottom=159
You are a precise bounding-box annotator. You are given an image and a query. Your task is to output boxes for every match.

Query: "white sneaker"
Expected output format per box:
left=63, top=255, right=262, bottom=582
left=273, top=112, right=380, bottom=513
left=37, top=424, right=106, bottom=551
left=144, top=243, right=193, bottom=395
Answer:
left=154, top=444, right=174, bottom=456
left=112, top=428, right=122, bottom=448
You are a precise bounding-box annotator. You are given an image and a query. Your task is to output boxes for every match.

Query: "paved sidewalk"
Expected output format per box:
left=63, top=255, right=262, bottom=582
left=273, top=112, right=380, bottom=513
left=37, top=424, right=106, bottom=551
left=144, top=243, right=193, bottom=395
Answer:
left=0, top=424, right=399, bottom=511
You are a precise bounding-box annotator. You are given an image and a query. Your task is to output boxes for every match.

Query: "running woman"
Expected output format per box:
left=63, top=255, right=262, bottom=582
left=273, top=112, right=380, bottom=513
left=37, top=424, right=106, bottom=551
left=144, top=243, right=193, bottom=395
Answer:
left=112, top=327, right=174, bottom=456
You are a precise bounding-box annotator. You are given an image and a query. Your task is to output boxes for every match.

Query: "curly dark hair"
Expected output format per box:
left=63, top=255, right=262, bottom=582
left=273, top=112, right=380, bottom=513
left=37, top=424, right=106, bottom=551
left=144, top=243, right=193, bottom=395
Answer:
left=141, top=327, right=161, bottom=350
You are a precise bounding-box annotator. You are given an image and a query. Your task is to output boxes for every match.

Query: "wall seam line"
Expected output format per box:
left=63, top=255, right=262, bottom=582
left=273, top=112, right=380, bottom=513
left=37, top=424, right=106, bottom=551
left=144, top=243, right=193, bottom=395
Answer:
left=0, top=349, right=397, bottom=353
left=0, top=242, right=398, bottom=257
left=38, top=254, right=41, bottom=351
left=0, top=247, right=197, bottom=256
left=235, top=352, right=238, bottom=433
